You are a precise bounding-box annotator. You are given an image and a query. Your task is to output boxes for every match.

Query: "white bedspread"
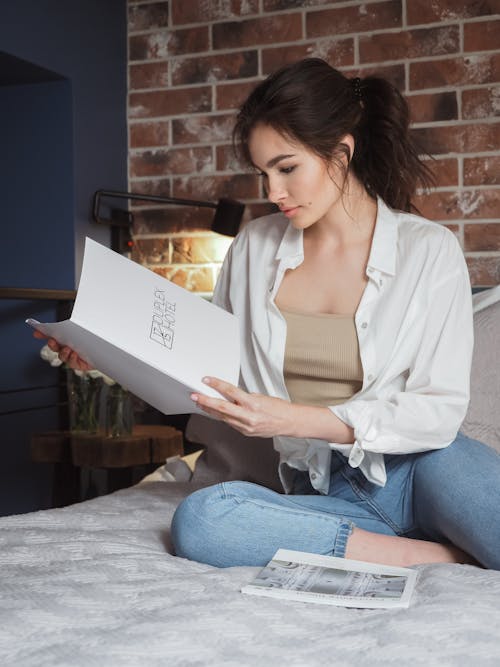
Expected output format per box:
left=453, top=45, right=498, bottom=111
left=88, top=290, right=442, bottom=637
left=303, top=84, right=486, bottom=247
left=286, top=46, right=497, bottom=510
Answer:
left=1, top=482, right=499, bottom=667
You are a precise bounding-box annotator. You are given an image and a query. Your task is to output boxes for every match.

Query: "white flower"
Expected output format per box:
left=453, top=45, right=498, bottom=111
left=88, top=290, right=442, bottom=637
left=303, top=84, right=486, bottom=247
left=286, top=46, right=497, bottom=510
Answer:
left=39, top=344, right=116, bottom=384
left=40, top=344, right=63, bottom=367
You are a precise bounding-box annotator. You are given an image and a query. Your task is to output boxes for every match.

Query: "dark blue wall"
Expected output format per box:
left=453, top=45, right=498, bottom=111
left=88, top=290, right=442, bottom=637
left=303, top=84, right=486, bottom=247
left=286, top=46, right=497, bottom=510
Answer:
left=0, top=0, right=127, bottom=515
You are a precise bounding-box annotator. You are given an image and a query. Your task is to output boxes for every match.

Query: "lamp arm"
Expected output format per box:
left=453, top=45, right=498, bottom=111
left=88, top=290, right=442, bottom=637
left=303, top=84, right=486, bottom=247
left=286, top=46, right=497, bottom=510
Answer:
left=92, top=189, right=217, bottom=226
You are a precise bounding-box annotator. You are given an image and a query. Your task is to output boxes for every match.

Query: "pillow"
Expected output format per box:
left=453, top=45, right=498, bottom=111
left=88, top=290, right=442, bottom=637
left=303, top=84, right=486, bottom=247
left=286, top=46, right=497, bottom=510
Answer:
left=461, top=288, right=500, bottom=453
left=185, top=415, right=281, bottom=491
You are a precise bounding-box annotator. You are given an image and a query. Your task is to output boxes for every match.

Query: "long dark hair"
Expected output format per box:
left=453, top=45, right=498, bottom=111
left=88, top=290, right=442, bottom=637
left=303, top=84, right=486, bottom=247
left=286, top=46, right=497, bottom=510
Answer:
left=233, top=58, right=433, bottom=213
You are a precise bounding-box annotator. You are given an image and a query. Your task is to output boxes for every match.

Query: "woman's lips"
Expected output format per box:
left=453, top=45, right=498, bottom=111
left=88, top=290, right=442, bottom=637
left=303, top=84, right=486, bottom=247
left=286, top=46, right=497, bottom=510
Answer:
left=281, top=206, right=300, bottom=217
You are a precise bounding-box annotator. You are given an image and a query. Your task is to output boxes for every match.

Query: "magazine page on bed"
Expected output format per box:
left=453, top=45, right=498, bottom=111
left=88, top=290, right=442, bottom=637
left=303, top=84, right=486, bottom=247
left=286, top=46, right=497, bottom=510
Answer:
left=26, top=238, right=240, bottom=416
left=242, top=549, right=418, bottom=609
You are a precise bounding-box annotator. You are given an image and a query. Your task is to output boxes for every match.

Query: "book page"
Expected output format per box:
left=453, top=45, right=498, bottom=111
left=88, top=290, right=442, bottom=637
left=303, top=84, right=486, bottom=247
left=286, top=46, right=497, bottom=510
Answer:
left=27, top=238, right=240, bottom=415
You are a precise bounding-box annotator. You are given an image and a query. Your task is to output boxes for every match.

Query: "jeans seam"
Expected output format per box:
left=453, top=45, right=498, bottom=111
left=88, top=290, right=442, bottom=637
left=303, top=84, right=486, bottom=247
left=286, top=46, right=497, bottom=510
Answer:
left=339, top=469, right=406, bottom=535
left=221, top=483, right=355, bottom=556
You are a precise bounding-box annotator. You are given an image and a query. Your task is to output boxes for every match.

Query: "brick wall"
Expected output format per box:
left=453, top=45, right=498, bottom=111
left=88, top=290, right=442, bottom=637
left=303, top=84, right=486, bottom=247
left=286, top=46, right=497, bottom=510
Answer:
left=127, top=0, right=500, bottom=291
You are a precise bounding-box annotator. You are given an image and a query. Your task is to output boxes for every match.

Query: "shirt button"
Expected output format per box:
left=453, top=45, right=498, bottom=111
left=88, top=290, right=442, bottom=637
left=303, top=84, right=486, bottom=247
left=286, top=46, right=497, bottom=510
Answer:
left=361, top=321, right=368, bottom=329
left=367, top=374, right=374, bottom=381
left=310, top=473, right=317, bottom=480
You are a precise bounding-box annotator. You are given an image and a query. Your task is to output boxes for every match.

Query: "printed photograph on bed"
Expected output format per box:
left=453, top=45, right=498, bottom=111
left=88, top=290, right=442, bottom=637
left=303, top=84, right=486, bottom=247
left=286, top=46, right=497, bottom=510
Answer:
left=242, top=549, right=418, bottom=608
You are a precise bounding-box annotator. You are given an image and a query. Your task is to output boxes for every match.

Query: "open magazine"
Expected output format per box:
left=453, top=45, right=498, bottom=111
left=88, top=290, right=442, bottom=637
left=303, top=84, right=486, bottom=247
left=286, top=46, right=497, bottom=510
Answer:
left=242, top=549, right=418, bottom=609
left=26, top=238, right=240, bottom=415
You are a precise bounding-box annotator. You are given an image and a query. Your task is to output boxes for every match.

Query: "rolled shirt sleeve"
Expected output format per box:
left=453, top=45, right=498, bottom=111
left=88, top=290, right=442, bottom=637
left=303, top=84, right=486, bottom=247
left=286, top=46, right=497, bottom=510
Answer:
left=330, top=240, right=473, bottom=473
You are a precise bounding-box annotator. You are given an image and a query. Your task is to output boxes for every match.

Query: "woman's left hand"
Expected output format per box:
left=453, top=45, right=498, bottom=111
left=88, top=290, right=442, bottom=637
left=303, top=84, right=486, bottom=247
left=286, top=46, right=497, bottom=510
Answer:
left=191, top=377, right=296, bottom=438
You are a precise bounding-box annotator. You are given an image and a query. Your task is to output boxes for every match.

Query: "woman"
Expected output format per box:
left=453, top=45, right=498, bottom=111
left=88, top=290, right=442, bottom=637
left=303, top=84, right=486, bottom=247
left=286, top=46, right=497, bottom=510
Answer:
left=170, top=59, right=500, bottom=570
left=44, top=59, right=499, bottom=570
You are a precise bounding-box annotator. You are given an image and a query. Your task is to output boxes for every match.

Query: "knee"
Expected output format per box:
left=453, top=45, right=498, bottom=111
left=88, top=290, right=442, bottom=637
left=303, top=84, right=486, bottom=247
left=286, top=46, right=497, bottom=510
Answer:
left=171, top=484, right=222, bottom=563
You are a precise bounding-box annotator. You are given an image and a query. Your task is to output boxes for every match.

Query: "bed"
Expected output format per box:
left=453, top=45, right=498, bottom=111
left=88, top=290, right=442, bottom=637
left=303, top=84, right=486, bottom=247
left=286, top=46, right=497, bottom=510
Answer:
left=1, top=289, right=499, bottom=667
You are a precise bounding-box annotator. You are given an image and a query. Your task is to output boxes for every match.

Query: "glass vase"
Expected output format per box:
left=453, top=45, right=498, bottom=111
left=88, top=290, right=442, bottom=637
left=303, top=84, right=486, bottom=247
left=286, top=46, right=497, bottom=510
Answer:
left=66, top=369, right=105, bottom=434
left=105, top=384, right=134, bottom=438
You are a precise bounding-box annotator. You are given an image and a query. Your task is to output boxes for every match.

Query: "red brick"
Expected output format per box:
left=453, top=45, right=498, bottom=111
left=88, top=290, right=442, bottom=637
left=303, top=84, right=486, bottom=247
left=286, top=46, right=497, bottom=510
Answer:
left=412, top=123, right=500, bottom=155
left=216, top=80, right=260, bottom=111
left=154, top=266, right=215, bottom=292
left=410, top=54, right=500, bottom=90
left=464, top=156, right=500, bottom=186
left=129, top=27, right=209, bottom=61
left=172, top=51, right=258, bottom=86
left=172, top=236, right=231, bottom=264
left=216, top=145, right=251, bottom=172
left=129, top=87, right=211, bottom=119
left=172, top=174, right=259, bottom=201
left=128, top=2, right=169, bottom=32
left=132, top=207, right=214, bottom=234
left=213, top=14, right=302, bottom=50
left=129, top=62, right=169, bottom=90
left=264, top=0, right=341, bottom=9
left=466, top=256, right=500, bottom=286
left=172, top=114, right=236, bottom=145
left=407, top=0, right=499, bottom=24
left=462, top=87, right=500, bottom=120
left=444, top=224, right=460, bottom=239
left=464, top=19, right=500, bottom=52
left=263, top=38, right=354, bottom=74
left=130, top=146, right=213, bottom=178
left=408, top=92, right=458, bottom=123
left=360, top=26, right=459, bottom=63
left=128, top=179, right=172, bottom=207
left=306, top=1, right=402, bottom=39
left=465, top=224, right=500, bottom=251
left=172, top=0, right=258, bottom=25
left=129, top=121, right=169, bottom=148
left=423, top=158, right=459, bottom=188
left=342, top=64, right=405, bottom=91
left=414, top=189, right=500, bottom=221
left=132, top=238, right=170, bottom=265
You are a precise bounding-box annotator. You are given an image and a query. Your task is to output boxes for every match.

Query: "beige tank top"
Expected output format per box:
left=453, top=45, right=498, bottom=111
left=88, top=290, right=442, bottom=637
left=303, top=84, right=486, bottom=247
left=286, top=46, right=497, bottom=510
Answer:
left=281, top=309, right=363, bottom=407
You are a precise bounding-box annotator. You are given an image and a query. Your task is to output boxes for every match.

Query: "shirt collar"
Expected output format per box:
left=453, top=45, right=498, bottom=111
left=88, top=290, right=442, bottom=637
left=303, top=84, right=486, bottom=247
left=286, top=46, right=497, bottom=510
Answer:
left=275, top=215, right=303, bottom=261
left=274, top=196, right=399, bottom=276
left=366, top=197, right=398, bottom=277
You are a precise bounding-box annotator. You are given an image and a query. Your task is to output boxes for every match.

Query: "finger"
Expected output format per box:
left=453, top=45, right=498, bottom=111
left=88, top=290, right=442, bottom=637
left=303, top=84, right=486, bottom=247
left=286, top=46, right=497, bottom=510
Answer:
left=47, top=338, right=62, bottom=352
left=202, top=377, right=251, bottom=405
left=33, top=330, right=47, bottom=340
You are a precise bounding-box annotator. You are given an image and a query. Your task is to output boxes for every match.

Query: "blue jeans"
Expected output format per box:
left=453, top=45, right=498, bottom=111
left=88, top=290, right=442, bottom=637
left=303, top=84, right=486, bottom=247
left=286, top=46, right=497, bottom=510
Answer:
left=171, top=433, right=500, bottom=569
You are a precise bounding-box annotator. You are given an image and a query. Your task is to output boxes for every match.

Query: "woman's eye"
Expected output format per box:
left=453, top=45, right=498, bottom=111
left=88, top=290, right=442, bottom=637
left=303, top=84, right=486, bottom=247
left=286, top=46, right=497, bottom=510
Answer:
left=280, top=166, right=295, bottom=174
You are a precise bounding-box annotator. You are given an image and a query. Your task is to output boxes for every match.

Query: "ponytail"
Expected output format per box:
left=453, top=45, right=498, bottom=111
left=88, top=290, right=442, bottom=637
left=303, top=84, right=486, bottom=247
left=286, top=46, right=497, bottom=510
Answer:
left=351, top=75, right=433, bottom=212
left=233, top=58, right=433, bottom=213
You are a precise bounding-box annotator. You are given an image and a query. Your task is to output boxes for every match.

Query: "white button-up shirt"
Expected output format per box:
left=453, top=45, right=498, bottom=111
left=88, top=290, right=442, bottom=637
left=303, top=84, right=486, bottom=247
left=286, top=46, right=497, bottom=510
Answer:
left=212, top=198, right=473, bottom=494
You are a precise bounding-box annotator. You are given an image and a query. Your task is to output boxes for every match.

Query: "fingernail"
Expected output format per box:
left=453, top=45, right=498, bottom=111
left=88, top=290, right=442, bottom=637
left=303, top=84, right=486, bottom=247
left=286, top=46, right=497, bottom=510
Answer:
left=191, top=393, right=198, bottom=402
left=202, top=377, right=211, bottom=385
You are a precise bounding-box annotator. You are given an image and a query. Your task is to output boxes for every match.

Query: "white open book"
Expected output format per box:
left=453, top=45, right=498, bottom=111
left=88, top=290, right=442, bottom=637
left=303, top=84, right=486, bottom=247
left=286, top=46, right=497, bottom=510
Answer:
left=27, top=238, right=240, bottom=415
left=242, top=549, right=418, bottom=609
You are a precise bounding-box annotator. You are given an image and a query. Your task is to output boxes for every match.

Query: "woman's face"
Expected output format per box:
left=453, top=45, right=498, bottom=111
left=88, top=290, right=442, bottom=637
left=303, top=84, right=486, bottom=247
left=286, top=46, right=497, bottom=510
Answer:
left=248, top=123, right=348, bottom=230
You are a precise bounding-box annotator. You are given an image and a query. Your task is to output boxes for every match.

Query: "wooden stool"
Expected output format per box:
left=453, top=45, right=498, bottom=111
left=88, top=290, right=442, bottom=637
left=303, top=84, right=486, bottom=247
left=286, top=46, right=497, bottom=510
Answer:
left=31, top=424, right=184, bottom=507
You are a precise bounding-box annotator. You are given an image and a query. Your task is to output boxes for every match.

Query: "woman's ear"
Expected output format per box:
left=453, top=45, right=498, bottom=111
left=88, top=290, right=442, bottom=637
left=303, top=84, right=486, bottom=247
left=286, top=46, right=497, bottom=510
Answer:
left=339, top=134, right=355, bottom=163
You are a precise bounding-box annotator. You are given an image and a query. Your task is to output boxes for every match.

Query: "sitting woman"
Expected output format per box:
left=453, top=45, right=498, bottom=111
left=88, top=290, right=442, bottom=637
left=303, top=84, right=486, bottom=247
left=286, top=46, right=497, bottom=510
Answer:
left=42, top=59, right=499, bottom=570
left=171, top=58, right=500, bottom=570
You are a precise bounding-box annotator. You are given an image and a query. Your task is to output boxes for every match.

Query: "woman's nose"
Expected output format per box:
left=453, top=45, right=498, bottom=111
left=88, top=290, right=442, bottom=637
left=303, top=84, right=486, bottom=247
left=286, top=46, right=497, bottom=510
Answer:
left=266, top=178, right=287, bottom=204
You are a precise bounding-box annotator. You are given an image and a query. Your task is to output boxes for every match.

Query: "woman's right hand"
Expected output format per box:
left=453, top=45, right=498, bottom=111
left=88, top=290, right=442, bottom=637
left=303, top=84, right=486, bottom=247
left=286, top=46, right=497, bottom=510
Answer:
left=33, top=330, right=93, bottom=372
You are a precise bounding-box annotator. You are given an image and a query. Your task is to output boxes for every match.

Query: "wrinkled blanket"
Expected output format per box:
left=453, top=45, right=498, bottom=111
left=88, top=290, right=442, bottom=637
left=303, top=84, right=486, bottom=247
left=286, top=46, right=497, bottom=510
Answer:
left=1, top=482, right=499, bottom=666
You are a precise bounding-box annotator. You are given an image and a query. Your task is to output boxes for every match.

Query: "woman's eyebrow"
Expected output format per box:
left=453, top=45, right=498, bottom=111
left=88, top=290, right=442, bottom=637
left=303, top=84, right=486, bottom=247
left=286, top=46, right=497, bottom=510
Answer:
left=266, top=153, right=295, bottom=168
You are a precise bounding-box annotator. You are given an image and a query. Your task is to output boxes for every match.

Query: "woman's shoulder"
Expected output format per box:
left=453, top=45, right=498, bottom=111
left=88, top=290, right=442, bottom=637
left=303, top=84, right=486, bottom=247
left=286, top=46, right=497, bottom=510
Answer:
left=394, top=207, right=461, bottom=256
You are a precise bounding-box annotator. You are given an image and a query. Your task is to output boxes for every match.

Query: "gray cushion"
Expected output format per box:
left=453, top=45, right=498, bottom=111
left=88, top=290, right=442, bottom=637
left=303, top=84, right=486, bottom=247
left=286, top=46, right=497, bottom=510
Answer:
left=461, top=292, right=500, bottom=453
